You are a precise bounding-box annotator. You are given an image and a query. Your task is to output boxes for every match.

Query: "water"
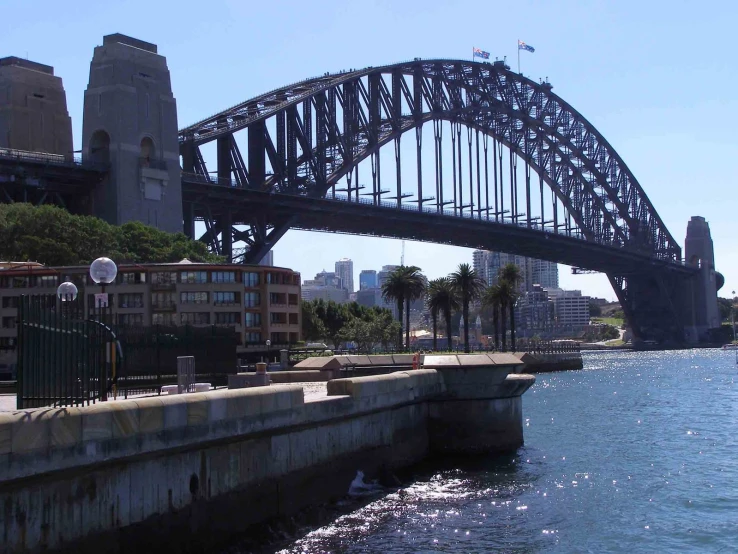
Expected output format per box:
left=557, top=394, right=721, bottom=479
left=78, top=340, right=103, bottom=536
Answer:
left=249, top=350, right=738, bottom=553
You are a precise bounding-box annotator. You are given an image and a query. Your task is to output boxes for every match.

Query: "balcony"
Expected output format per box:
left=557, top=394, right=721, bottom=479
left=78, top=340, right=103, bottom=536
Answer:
left=151, top=282, right=176, bottom=291
left=151, top=301, right=177, bottom=312
left=214, top=301, right=239, bottom=307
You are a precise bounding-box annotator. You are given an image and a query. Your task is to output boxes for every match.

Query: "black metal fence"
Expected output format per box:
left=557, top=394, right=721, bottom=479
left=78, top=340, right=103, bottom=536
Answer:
left=17, top=295, right=239, bottom=408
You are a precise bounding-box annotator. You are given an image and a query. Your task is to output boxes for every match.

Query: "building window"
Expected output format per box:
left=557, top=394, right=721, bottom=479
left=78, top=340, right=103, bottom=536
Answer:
left=212, top=271, right=236, bottom=284
left=181, top=312, right=210, bottom=325
left=1, top=297, right=19, bottom=309
left=244, top=272, right=260, bottom=287
left=118, top=313, right=144, bottom=326
left=244, top=312, right=261, bottom=327
left=34, top=275, right=58, bottom=288
left=180, top=271, right=208, bottom=284
left=151, top=272, right=176, bottom=285
left=214, top=312, right=240, bottom=325
left=288, top=294, right=298, bottom=306
left=11, top=277, right=30, bottom=288
left=152, top=313, right=176, bottom=326
left=119, top=293, right=144, bottom=309
left=270, top=312, right=287, bottom=324
left=1, top=317, right=17, bottom=329
left=245, top=332, right=262, bottom=343
left=120, top=272, right=146, bottom=284
left=270, top=292, right=286, bottom=305
left=213, top=291, right=238, bottom=306
left=152, top=292, right=176, bottom=308
left=244, top=292, right=260, bottom=308
left=0, top=337, right=16, bottom=350
left=180, top=292, right=209, bottom=304
left=289, top=313, right=299, bottom=325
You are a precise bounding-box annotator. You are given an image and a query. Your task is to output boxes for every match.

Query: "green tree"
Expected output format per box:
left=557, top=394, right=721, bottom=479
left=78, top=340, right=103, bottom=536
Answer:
left=315, top=300, right=350, bottom=349
left=498, top=263, right=523, bottom=351
left=482, top=284, right=503, bottom=351
left=0, top=203, right=221, bottom=266
left=301, top=300, right=326, bottom=341
left=449, top=263, right=486, bottom=353
left=495, top=280, right=516, bottom=352
left=427, top=277, right=459, bottom=351
left=381, top=265, right=425, bottom=350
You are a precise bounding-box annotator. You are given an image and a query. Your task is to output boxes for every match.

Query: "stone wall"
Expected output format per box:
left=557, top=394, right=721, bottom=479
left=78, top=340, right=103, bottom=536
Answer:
left=0, top=361, right=533, bottom=553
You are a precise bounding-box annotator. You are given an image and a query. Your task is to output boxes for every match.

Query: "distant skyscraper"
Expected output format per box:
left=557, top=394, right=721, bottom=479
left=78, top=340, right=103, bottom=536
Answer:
left=335, top=258, right=354, bottom=293
left=476, top=250, right=558, bottom=292
left=359, top=270, right=377, bottom=290
left=377, top=265, right=400, bottom=289
left=472, top=250, right=490, bottom=283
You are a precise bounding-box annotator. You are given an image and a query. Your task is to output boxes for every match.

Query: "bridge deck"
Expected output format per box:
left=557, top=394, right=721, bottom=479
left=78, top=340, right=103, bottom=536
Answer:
left=181, top=179, right=694, bottom=277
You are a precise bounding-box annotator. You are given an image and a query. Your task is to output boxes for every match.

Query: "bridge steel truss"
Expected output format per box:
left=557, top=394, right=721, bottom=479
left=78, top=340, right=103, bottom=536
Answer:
left=179, top=59, right=693, bottom=343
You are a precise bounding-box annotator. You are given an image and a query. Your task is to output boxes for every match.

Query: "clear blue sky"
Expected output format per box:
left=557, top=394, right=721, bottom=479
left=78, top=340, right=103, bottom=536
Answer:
left=3, top=0, right=736, bottom=300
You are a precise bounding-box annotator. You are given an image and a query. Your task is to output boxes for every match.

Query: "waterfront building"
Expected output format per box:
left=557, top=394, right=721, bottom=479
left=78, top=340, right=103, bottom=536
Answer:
left=0, top=260, right=302, bottom=371
left=359, top=270, right=377, bottom=290
left=515, top=285, right=555, bottom=335
left=335, top=258, right=354, bottom=293
left=546, top=288, right=591, bottom=330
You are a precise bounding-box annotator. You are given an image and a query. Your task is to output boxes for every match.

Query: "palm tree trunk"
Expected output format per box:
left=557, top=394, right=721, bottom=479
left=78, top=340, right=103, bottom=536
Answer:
left=432, top=310, right=438, bottom=351
left=463, top=301, right=470, bottom=353
left=405, top=297, right=411, bottom=352
left=510, top=302, right=516, bottom=352
left=445, top=309, right=453, bottom=351
left=397, top=298, right=404, bottom=351
left=500, top=300, right=508, bottom=352
left=493, top=305, right=499, bottom=351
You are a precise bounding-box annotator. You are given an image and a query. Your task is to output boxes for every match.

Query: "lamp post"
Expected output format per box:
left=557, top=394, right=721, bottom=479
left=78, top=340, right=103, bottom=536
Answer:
left=56, top=281, right=78, bottom=302
left=89, top=257, right=117, bottom=309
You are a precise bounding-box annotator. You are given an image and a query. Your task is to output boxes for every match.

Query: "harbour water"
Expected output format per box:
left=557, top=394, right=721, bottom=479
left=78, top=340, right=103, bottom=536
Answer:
left=247, top=349, right=738, bottom=553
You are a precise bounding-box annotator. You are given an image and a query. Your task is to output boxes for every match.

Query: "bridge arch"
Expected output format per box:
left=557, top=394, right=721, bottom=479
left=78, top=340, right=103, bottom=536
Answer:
left=179, top=59, right=690, bottom=342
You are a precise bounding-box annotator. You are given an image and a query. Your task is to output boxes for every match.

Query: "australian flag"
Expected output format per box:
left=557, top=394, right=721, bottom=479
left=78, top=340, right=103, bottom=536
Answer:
left=518, top=40, right=535, bottom=53
left=473, top=47, right=490, bottom=60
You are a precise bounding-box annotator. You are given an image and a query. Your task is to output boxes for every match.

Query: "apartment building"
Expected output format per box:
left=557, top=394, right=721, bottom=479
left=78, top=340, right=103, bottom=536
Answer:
left=0, top=260, right=302, bottom=367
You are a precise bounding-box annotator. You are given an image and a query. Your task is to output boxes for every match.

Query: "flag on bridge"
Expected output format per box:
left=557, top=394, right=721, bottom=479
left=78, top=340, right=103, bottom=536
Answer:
left=473, top=47, right=490, bottom=60
left=518, top=40, right=535, bottom=53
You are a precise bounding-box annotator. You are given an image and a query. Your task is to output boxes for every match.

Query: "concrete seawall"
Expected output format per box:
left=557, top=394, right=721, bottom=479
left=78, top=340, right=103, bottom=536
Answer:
left=0, top=357, right=534, bottom=553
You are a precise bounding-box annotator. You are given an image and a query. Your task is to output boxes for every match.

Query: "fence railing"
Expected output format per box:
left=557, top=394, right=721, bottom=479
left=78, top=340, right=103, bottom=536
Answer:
left=17, top=295, right=240, bottom=408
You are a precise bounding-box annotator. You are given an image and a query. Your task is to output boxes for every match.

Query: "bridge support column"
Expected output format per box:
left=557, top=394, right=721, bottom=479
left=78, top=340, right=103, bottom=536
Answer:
left=683, top=216, right=721, bottom=342
left=220, top=210, right=232, bottom=263
left=82, top=33, right=183, bottom=233
left=183, top=201, right=194, bottom=240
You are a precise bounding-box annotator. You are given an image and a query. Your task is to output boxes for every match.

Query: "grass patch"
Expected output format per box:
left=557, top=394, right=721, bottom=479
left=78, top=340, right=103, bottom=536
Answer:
left=592, top=317, right=624, bottom=327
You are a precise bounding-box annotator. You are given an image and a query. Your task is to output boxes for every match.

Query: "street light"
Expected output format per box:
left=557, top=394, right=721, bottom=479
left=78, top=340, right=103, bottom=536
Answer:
left=90, top=257, right=117, bottom=308
left=56, top=281, right=78, bottom=302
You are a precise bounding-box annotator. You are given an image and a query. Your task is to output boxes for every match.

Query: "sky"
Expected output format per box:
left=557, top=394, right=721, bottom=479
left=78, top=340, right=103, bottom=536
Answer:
left=2, top=0, right=736, bottom=301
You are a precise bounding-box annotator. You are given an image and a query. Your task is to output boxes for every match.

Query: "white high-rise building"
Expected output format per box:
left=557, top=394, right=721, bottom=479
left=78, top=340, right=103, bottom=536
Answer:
left=335, top=258, right=354, bottom=293
left=473, top=250, right=559, bottom=292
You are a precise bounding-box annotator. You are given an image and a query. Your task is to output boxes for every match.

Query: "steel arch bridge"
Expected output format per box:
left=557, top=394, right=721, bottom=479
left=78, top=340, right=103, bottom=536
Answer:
left=178, top=58, right=695, bottom=343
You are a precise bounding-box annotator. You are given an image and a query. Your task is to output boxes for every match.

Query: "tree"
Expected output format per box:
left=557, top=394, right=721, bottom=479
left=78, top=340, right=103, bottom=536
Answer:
left=449, top=263, right=486, bottom=353
left=482, top=284, right=503, bottom=351
left=322, top=301, right=351, bottom=349
left=427, top=277, right=459, bottom=351
left=301, top=300, right=326, bottom=341
left=381, top=265, right=425, bottom=350
left=495, top=280, right=516, bottom=352
left=0, top=203, right=221, bottom=265
left=498, top=263, right=523, bottom=351
left=589, top=302, right=603, bottom=318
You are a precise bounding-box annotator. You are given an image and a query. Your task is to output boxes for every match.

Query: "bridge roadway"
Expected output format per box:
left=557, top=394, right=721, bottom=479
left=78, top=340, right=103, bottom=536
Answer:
left=181, top=176, right=696, bottom=278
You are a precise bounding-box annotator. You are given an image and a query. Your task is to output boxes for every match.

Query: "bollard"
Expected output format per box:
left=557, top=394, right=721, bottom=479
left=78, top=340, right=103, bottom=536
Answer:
left=255, top=362, right=267, bottom=375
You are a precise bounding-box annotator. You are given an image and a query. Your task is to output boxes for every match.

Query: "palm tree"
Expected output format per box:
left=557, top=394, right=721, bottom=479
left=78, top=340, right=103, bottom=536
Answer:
left=381, top=265, right=424, bottom=350
left=496, top=280, right=515, bottom=351
left=498, top=263, right=523, bottom=351
left=427, top=277, right=459, bottom=351
left=482, top=284, right=503, bottom=351
left=450, top=263, right=487, bottom=353
left=404, top=268, right=426, bottom=350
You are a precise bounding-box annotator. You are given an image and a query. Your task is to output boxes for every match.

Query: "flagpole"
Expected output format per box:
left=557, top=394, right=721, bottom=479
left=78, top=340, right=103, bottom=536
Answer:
left=517, top=40, right=520, bottom=73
